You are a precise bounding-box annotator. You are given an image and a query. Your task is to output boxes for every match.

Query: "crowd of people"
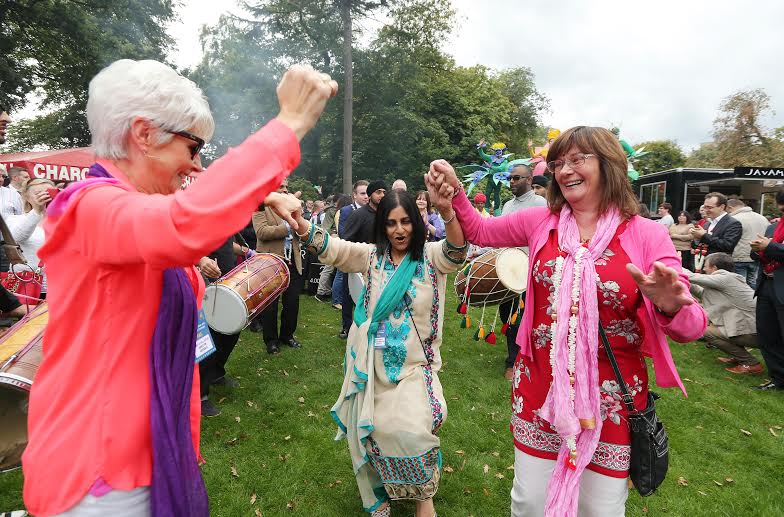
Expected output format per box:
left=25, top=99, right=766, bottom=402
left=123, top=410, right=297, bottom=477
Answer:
left=0, top=59, right=781, bottom=517
left=654, top=192, right=783, bottom=386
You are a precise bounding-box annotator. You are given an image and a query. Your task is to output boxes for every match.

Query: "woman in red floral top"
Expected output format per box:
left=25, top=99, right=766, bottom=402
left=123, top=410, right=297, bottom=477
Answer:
left=426, top=126, right=707, bottom=517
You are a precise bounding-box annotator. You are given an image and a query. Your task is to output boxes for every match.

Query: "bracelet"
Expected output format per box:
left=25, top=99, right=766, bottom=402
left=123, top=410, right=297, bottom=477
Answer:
left=302, top=222, right=317, bottom=246
left=442, top=212, right=456, bottom=225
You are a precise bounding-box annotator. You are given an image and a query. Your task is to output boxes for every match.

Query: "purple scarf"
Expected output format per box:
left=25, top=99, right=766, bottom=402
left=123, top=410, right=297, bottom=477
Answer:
left=61, top=163, right=208, bottom=516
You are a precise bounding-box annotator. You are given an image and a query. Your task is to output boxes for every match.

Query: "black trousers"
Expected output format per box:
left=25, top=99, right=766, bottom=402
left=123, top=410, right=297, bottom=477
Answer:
left=499, top=293, right=525, bottom=369
left=261, top=262, right=305, bottom=344
left=755, top=279, right=784, bottom=387
left=199, top=329, right=241, bottom=398
left=341, top=273, right=354, bottom=332
left=679, top=250, right=694, bottom=272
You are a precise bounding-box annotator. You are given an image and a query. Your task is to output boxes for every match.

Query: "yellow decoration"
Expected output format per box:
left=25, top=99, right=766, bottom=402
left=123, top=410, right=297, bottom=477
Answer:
left=478, top=326, right=486, bottom=340
left=465, top=315, right=471, bottom=328
left=547, top=128, right=561, bottom=140
left=490, top=142, right=506, bottom=151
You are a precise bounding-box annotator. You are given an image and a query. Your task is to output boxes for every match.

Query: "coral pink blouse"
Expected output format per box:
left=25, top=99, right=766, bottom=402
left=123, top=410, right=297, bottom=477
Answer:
left=23, top=120, right=300, bottom=516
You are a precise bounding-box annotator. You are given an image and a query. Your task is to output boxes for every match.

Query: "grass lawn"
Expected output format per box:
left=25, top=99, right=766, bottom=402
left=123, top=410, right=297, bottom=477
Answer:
left=2, top=278, right=783, bottom=516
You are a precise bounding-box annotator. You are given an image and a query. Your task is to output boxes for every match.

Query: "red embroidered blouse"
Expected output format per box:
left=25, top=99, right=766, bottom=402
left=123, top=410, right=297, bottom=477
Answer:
left=511, top=222, right=650, bottom=478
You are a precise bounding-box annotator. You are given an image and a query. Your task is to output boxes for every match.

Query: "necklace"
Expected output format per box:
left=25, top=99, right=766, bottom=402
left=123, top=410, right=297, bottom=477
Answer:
left=549, top=245, right=587, bottom=470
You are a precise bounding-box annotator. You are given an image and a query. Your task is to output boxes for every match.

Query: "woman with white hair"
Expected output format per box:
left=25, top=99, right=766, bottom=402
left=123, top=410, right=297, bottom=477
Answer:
left=22, top=59, right=337, bottom=517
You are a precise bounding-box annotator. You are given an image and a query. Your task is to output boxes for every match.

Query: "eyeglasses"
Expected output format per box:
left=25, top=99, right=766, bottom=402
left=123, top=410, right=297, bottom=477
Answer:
left=167, top=130, right=204, bottom=160
left=702, top=204, right=719, bottom=209
left=546, top=153, right=595, bottom=174
left=510, top=174, right=531, bottom=182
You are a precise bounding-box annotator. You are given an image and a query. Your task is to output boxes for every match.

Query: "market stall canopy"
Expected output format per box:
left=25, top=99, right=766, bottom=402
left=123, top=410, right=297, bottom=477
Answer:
left=0, top=147, right=94, bottom=183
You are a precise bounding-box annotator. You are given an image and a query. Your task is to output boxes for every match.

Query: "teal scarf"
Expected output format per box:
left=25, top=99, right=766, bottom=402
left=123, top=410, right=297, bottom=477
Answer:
left=353, top=251, right=419, bottom=344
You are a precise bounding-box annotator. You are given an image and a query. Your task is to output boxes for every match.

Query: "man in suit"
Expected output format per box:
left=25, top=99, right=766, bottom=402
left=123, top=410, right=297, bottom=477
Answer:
left=254, top=179, right=304, bottom=354
left=750, top=192, right=784, bottom=390
left=688, top=253, right=762, bottom=374
left=338, top=180, right=386, bottom=338
left=690, top=192, right=742, bottom=256
left=726, top=198, right=770, bottom=288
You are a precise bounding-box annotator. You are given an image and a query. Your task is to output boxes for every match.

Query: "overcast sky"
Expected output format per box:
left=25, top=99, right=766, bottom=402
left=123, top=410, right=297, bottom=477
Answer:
left=165, top=0, right=782, bottom=150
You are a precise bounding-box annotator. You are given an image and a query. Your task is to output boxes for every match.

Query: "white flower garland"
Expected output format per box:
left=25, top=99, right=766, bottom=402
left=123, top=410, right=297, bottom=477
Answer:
left=549, top=246, right=587, bottom=468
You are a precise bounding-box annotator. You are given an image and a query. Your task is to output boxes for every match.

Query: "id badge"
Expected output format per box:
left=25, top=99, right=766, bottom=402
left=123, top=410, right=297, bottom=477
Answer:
left=374, top=322, right=387, bottom=349
left=195, top=308, right=217, bottom=362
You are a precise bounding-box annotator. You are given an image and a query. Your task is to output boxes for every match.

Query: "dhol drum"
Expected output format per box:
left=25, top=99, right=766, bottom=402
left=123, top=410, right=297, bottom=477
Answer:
left=0, top=302, right=48, bottom=472
left=203, top=253, right=290, bottom=335
left=454, top=248, right=529, bottom=306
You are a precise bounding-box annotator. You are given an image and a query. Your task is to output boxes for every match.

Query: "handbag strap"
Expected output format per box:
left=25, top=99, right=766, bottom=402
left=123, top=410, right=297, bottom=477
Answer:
left=598, top=323, right=636, bottom=413
left=403, top=293, right=432, bottom=367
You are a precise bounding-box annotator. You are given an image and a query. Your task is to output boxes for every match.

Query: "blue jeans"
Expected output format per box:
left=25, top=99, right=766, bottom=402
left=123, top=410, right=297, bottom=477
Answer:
left=332, top=270, right=345, bottom=305
left=734, top=261, right=759, bottom=289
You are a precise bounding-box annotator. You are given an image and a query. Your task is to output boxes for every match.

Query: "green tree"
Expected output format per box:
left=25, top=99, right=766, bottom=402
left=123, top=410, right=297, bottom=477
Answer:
left=192, top=0, right=549, bottom=195
left=632, top=139, right=686, bottom=175
left=494, top=67, right=550, bottom=155
left=1, top=0, right=175, bottom=150
left=685, top=142, right=721, bottom=168
left=242, top=0, right=398, bottom=193
left=711, top=88, right=784, bottom=167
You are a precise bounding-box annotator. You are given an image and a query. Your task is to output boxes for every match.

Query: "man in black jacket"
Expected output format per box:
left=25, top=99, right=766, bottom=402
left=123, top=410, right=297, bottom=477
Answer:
left=690, top=192, right=742, bottom=256
left=339, top=180, right=387, bottom=337
left=750, top=191, right=784, bottom=391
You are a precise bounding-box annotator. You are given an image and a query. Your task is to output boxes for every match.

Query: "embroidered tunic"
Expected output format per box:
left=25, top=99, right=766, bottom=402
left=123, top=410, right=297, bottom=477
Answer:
left=511, top=222, right=650, bottom=478
left=304, top=229, right=465, bottom=512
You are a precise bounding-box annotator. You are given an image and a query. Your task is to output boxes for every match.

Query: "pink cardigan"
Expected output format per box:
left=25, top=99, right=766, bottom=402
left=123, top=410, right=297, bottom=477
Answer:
left=23, top=119, right=300, bottom=516
left=453, top=191, right=707, bottom=395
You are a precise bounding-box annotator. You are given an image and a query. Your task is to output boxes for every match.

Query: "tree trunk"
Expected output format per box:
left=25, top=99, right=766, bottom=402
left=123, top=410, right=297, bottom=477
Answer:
left=340, top=0, right=353, bottom=194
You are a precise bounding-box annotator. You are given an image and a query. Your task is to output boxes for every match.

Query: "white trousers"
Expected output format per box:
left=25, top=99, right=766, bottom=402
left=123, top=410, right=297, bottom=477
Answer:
left=53, top=487, right=150, bottom=517
left=511, top=449, right=628, bottom=517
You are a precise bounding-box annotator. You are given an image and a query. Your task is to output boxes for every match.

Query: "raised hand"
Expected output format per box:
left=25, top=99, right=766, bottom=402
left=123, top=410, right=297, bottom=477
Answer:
left=429, top=159, right=460, bottom=189
left=626, top=261, right=694, bottom=316
left=265, top=192, right=303, bottom=231
left=276, top=64, right=339, bottom=141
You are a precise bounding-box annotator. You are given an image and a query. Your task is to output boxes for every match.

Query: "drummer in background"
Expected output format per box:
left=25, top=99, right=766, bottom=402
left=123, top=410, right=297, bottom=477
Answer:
left=497, top=162, right=546, bottom=381
left=281, top=188, right=467, bottom=517
left=0, top=283, right=27, bottom=324
left=426, top=126, right=707, bottom=516
left=531, top=175, right=550, bottom=199
left=22, top=59, right=336, bottom=517
left=197, top=235, right=255, bottom=418
left=472, top=191, right=491, bottom=218
left=254, top=179, right=305, bottom=355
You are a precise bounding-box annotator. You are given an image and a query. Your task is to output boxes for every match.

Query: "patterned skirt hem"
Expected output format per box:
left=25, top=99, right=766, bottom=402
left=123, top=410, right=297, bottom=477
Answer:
left=383, top=466, right=441, bottom=501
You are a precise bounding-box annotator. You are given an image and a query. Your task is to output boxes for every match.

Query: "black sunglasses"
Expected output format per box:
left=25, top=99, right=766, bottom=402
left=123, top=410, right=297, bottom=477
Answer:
left=168, top=130, right=204, bottom=159
left=509, top=174, right=531, bottom=182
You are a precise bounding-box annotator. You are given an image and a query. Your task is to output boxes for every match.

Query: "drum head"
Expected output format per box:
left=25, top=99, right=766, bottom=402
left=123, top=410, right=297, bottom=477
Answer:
left=348, top=272, right=365, bottom=303
left=495, top=248, right=529, bottom=293
left=203, top=285, right=250, bottom=335
left=0, top=387, right=28, bottom=472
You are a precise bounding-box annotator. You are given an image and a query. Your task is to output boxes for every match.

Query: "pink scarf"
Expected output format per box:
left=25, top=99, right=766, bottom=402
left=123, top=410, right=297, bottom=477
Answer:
left=538, top=205, right=621, bottom=517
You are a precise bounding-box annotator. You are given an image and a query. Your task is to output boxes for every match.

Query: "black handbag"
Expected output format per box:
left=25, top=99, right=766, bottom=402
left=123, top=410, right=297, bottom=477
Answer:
left=599, top=324, right=669, bottom=496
